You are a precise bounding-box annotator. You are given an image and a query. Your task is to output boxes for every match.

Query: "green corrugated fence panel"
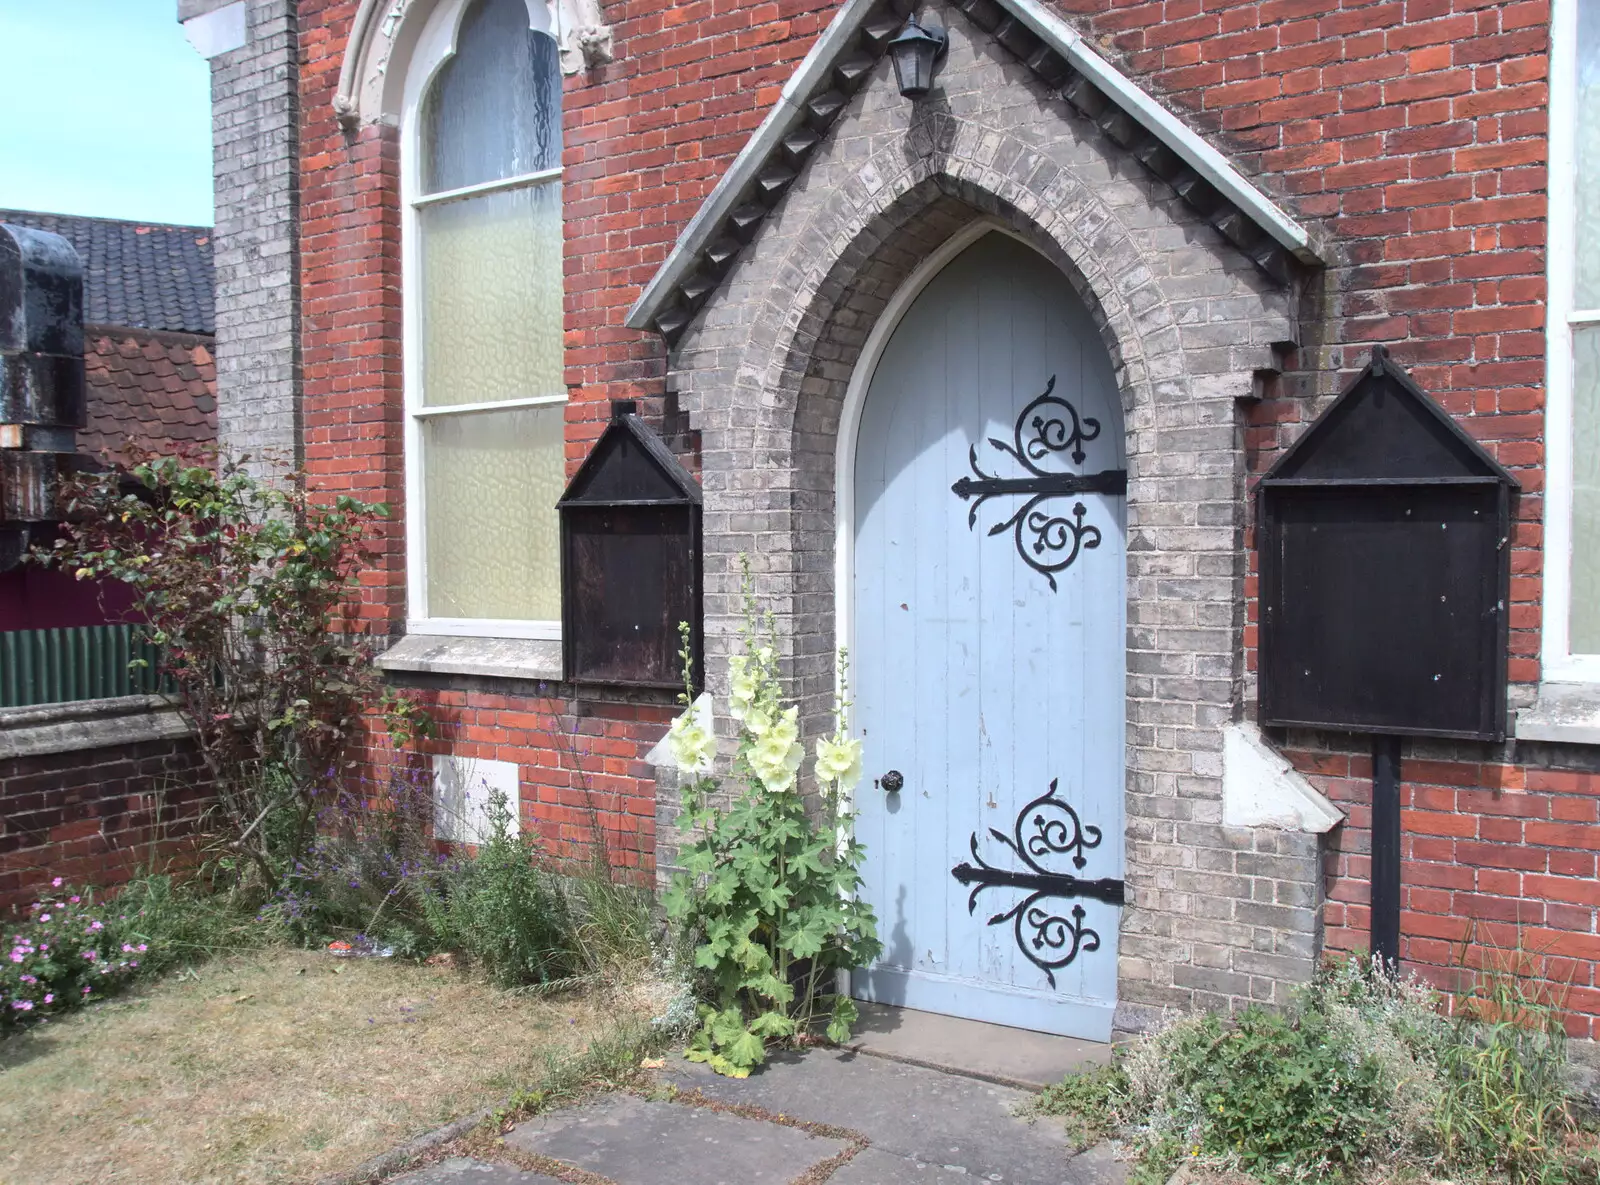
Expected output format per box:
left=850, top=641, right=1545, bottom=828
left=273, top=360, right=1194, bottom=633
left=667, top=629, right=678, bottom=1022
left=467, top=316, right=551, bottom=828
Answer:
left=0, top=624, right=169, bottom=708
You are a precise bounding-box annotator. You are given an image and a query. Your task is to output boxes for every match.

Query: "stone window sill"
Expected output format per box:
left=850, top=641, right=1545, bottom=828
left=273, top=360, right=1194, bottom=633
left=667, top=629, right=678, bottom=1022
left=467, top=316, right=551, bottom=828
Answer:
left=376, top=634, right=564, bottom=683
left=1514, top=683, right=1600, bottom=746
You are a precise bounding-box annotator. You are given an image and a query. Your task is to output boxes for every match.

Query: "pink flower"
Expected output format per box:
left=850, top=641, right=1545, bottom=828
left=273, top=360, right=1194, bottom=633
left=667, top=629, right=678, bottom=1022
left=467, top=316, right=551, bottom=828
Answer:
left=121, top=944, right=133, bottom=953
left=42, top=994, right=53, bottom=1004
left=89, top=921, right=102, bottom=932
left=137, top=944, right=147, bottom=952
left=69, top=896, right=80, bottom=904
left=11, top=1000, right=32, bottom=1011
left=8, top=951, right=21, bottom=964
left=82, top=950, right=96, bottom=961
left=38, top=914, right=49, bottom=923
left=81, top=985, right=91, bottom=996
left=51, top=878, right=62, bottom=888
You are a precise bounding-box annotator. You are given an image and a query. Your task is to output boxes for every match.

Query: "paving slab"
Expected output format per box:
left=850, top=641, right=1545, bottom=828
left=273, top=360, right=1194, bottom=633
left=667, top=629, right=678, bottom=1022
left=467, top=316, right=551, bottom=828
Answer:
left=846, top=1003, right=1112, bottom=1089
left=665, top=1049, right=1121, bottom=1185
left=388, top=1157, right=565, bottom=1184
left=825, top=1147, right=983, bottom=1183
left=505, top=1091, right=850, bottom=1184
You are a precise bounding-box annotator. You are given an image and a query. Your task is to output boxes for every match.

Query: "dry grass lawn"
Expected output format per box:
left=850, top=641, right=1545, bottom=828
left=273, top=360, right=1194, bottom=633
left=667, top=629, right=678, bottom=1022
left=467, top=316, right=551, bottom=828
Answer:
left=0, top=948, right=642, bottom=1184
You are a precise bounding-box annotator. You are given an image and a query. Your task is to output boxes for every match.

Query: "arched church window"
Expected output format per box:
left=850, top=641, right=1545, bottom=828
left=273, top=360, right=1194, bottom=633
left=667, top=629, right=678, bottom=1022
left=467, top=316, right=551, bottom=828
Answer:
left=403, top=0, right=565, bottom=633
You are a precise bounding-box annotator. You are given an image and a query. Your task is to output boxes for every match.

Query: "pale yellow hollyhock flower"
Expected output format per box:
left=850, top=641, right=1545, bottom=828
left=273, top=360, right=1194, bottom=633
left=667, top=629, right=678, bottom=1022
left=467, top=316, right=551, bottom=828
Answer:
left=743, top=704, right=773, bottom=740
left=750, top=705, right=803, bottom=793
left=667, top=711, right=715, bottom=777
left=728, top=654, right=758, bottom=724
left=813, top=734, right=862, bottom=791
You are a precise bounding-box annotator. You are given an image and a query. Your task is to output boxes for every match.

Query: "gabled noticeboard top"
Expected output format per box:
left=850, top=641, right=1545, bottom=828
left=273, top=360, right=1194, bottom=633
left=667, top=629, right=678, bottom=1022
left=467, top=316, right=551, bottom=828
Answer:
left=558, top=401, right=702, bottom=508
left=1260, top=345, right=1520, bottom=488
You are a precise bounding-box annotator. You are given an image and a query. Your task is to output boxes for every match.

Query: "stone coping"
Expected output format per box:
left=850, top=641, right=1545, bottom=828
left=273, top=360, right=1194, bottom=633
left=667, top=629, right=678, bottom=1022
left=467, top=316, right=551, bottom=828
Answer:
left=0, top=694, right=190, bottom=759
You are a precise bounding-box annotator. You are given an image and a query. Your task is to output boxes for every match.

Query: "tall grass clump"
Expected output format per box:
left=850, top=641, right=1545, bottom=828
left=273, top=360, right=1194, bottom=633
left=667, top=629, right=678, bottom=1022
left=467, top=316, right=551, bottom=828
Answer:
left=1032, top=951, right=1598, bottom=1185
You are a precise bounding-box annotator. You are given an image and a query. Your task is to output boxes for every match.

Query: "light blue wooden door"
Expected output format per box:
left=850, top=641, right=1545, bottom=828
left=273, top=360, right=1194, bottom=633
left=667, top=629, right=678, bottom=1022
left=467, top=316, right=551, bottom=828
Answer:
left=850, top=231, right=1126, bottom=1041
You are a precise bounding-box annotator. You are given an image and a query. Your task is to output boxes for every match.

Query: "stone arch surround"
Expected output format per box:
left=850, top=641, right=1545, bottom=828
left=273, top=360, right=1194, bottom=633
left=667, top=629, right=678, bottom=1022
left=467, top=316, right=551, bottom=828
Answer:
left=664, top=2, right=1319, bottom=1025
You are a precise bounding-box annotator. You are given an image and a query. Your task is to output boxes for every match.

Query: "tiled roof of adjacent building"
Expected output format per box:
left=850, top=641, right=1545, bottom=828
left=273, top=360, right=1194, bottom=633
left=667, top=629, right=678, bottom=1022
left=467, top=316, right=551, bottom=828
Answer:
left=81, top=332, right=218, bottom=461
left=0, top=209, right=214, bottom=335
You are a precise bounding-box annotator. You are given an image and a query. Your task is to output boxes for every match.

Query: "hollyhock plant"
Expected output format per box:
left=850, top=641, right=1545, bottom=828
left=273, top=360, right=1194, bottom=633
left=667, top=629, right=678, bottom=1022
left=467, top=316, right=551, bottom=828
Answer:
left=663, top=560, right=881, bottom=1079
left=1, top=882, right=143, bottom=1031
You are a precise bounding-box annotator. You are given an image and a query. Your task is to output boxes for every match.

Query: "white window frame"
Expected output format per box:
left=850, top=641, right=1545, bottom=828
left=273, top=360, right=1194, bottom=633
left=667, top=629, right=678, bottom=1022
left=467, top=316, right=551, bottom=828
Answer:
left=399, top=0, right=565, bottom=641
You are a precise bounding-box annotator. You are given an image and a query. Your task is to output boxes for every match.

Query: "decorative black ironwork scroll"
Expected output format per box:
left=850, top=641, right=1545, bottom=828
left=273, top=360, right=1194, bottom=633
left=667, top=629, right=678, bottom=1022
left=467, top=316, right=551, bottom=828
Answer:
left=951, top=376, right=1126, bottom=591
left=951, top=780, right=1125, bottom=988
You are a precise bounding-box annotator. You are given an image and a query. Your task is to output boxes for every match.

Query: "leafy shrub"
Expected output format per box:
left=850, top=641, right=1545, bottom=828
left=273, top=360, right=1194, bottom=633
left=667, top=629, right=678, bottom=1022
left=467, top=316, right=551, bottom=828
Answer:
left=1032, top=954, right=1599, bottom=1184
left=662, top=571, right=882, bottom=1078
left=40, top=449, right=430, bottom=897
left=3, top=881, right=144, bottom=1029
left=419, top=790, right=583, bottom=988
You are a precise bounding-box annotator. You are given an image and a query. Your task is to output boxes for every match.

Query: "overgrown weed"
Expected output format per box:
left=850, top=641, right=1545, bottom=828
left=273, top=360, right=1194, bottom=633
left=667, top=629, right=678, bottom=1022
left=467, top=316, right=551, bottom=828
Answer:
left=1029, top=951, right=1600, bottom=1184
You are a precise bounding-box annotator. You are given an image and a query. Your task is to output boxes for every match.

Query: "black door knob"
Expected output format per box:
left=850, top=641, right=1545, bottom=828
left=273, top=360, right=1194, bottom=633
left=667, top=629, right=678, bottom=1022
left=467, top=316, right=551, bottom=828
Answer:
left=878, top=769, right=904, bottom=793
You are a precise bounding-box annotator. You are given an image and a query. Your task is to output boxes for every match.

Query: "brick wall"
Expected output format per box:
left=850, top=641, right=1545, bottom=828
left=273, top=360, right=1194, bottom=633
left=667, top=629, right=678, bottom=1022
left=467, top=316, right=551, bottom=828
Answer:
left=288, top=0, right=1594, bottom=1028
left=1290, top=738, right=1600, bottom=1040
left=0, top=736, right=210, bottom=915
left=357, top=681, right=675, bottom=876
left=211, top=0, right=303, bottom=470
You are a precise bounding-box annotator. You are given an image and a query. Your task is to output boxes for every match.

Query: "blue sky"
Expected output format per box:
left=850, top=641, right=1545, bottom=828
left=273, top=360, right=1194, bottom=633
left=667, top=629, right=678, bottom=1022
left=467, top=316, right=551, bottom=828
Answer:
left=0, top=0, right=213, bottom=226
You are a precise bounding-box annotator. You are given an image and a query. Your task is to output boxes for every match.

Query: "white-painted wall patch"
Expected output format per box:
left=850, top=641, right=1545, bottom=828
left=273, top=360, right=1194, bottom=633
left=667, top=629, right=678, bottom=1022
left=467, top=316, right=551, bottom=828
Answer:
left=433, top=754, right=520, bottom=843
left=1222, top=721, right=1344, bottom=834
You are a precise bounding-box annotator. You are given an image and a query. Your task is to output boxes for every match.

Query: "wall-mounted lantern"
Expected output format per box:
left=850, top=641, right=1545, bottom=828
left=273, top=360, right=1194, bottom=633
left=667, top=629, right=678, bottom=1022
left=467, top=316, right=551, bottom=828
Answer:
left=558, top=400, right=702, bottom=689
left=886, top=15, right=948, bottom=99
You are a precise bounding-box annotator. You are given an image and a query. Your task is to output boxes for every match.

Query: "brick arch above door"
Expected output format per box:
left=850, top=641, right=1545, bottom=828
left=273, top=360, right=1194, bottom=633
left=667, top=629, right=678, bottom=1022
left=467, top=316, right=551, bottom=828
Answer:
left=663, top=11, right=1323, bottom=1023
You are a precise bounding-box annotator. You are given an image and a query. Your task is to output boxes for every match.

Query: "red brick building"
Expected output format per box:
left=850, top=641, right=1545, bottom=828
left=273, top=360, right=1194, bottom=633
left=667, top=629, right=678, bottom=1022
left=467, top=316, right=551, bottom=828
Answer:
left=179, top=0, right=1597, bottom=1053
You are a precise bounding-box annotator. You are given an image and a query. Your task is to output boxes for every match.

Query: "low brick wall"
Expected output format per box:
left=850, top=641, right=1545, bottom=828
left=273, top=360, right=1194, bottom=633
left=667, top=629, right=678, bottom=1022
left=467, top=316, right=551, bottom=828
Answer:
left=0, top=697, right=209, bottom=914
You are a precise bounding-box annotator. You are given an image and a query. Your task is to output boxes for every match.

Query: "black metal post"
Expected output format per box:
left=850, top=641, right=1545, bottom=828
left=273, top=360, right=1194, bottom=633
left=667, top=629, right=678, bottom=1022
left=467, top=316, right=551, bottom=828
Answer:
left=1370, top=734, right=1403, bottom=973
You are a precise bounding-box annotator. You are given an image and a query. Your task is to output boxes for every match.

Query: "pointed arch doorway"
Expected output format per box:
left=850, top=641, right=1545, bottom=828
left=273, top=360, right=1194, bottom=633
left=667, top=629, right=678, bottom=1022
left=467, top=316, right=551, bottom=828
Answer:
left=840, top=227, right=1127, bottom=1041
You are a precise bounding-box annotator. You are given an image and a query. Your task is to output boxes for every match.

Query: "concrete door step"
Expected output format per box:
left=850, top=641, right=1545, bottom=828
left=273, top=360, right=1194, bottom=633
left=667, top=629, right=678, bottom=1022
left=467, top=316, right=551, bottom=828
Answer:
left=840, top=1002, right=1112, bottom=1091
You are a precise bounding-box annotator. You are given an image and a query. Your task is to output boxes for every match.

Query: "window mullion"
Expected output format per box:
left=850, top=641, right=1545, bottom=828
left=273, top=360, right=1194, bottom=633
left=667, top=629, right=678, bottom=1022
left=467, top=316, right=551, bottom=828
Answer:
left=411, top=393, right=569, bottom=419
left=411, top=166, right=562, bottom=210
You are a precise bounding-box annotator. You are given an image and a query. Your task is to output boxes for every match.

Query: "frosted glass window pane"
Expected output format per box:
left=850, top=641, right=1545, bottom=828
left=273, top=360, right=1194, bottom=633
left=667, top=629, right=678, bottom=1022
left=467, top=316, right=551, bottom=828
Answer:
left=419, top=182, right=563, bottom=407
left=1573, top=328, right=1600, bottom=652
left=1576, top=2, right=1600, bottom=306
left=422, top=0, right=561, bottom=194
left=423, top=404, right=564, bottom=621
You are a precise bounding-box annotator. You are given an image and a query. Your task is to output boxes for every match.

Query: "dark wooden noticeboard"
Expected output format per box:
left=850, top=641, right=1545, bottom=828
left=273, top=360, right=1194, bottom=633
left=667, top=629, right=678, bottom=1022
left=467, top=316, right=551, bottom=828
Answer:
left=558, top=401, right=702, bottom=689
left=1257, top=346, right=1519, bottom=742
